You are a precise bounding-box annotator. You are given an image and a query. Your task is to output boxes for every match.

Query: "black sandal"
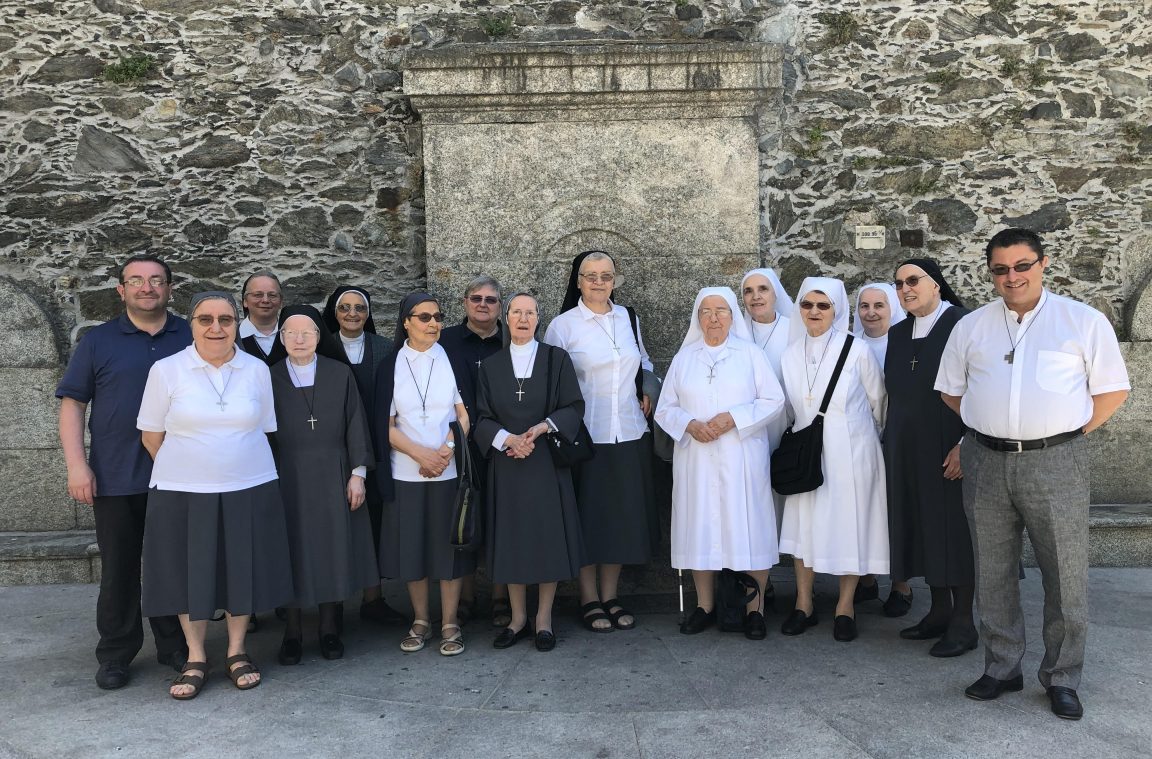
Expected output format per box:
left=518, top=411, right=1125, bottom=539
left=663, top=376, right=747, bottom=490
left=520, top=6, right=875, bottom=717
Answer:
left=579, top=601, right=614, bottom=633
left=602, top=598, right=636, bottom=630
left=170, top=661, right=208, bottom=701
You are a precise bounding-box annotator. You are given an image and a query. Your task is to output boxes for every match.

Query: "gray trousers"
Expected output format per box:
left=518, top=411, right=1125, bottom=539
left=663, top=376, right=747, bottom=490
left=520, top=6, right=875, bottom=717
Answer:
left=960, top=433, right=1090, bottom=689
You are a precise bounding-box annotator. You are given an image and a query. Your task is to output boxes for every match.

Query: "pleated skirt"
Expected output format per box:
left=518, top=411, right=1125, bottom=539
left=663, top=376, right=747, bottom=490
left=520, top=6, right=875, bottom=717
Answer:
left=379, top=479, right=476, bottom=582
left=573, top=435, right=658, bottom=565
left=141, top=480, right=295, bottom=621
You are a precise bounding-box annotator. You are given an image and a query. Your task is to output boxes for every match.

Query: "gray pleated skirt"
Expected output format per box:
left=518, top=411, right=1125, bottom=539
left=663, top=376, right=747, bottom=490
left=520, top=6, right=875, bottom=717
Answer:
left=573, top=435, right=658, bottom=565
left=141, top=480, right=295, bottom=622
left=379, top=479, right=476, bottom=582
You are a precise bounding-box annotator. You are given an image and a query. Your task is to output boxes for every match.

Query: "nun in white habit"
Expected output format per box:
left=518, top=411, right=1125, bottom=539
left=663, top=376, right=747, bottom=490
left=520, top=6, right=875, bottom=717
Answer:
left=654, top=287, right=785, bottom=639
left=851, top=282, right=906, bottom=369
left=778, top=277, right=889, bottom=643
left=740, top=268, right=795, bottom=547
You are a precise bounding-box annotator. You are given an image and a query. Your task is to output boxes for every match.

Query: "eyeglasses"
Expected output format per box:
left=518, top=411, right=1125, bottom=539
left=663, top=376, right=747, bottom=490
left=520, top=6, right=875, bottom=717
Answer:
left=799, top=301, right=832, bottom=311
left=121, top=276, right=169, bottom=288
left=698, top=307, right=732, bottom=319
left=579, top=273, right=616, bottom=284
left=281, top=329, right=319, bottom=341
left=989, top=257, right=1043, bottom=276
left=336, top=303, right=368, bottom=314
left=193, top=315, right=237, bottom=328
left=407, top=312, right=445, bottom=323
left=245, top=291, right=281, bottom=301
left=508, top=309, right=537, bottom=319
left=467, top=295, right=500, bottom=305
left=893, top=275, right=932, bottom=290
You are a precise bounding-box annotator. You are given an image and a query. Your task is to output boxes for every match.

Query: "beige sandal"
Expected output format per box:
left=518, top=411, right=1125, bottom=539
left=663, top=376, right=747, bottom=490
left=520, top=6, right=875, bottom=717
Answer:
left=439, top=624, right=465, bottom=656
left=400, top=619, right=431, bottom=652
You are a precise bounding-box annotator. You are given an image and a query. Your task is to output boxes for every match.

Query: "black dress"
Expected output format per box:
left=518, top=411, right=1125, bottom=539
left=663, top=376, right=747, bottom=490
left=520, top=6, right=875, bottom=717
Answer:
left=474, top=343, right=587, bottom=584
left=270, top=356, right=379, bottom=606
left=883, top=306, right=974, bottom=586
left=241, top=334, right=288, bottom=367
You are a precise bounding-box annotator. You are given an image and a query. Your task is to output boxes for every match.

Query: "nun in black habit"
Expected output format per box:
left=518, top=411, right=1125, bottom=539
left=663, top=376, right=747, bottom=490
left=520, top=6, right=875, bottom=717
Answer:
left=474, top=293, right=587, bottom=652
left=270, top=305, right=378, bottom=664
left=883, top=258, right=977, bottom=657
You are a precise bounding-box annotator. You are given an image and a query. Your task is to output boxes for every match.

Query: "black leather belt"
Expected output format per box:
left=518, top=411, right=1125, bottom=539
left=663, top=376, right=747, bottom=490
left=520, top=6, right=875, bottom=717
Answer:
left=970, top=429, right=1083, bottom=453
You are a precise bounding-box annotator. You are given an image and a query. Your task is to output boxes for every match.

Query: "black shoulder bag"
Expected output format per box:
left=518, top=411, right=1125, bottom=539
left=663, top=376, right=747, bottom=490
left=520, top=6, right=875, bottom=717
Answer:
left=448, top=420, right=482, bottom=550
left=770, top=335, right=855, bottom=496
left=543, top=346, right=595, bottom=468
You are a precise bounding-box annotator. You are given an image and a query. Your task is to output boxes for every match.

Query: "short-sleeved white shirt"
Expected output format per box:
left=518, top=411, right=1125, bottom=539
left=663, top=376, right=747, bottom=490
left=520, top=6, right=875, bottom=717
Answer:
left=543, top=299, right=653, bottom=444
left=935, top=290, right=1130, bottom=440
left=137, top=345, right=278, bottom=493
left=389, top=341, right=462, bottom=482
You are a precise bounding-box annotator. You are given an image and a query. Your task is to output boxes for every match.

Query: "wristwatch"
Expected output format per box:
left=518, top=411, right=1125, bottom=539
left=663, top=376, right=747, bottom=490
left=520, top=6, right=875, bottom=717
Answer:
left=446, top=440, right=456, bottom=449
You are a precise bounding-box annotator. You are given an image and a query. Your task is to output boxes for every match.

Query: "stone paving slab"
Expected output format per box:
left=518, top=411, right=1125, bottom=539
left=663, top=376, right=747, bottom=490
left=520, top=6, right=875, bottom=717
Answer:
left=0, top=570, right=1149, bottom=759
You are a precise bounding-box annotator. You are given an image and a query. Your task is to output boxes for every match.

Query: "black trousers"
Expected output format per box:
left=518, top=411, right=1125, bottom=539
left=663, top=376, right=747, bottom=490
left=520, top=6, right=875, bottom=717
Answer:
left=93, top=493, right=185, bottom=665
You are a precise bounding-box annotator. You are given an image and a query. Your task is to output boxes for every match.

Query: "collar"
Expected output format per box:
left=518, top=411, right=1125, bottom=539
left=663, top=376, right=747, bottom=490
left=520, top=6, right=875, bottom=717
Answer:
left=509, top=339, right=538, bottom=355
left=998, top=288, right=1049, bottom=322
left=577, top=298, right=616, bottom=320
left=118, top=311, right=181, bottom=335
left=340, top=332, right=366, bottom=345
left=461, top=318, right=502, bottom=342
left=239, top=316, right=278, bottom=338
left=187, top=343, right=245, bottom=369
left=400, top=340, right=438, bottom=360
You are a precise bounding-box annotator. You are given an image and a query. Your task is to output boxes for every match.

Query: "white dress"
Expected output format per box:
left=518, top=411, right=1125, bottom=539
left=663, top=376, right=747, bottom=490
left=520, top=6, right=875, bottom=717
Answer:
left=778, top=329, right=890, bottom=575
left=655, top=336, right=785, bottom=571
left=749, top=315, right=792, bottom=531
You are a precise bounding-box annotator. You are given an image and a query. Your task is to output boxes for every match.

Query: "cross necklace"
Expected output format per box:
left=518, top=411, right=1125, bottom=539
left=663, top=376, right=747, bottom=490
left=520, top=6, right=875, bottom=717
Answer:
left=1001, top=300, right=1046, bottom=365
left=803, top=331, right=835, bottom=406
left=404, top=356, right=435, bottom=422
left=513, top=342, right=538, bottom=401
left=286, top=360, right=318, bottom=430
left=202, top=364, right=234, bottom=412
left=909, top=306, right=944, bottom=372
left=703, top=350, right=726, bottom=384
left=591, top=312, right=620, bottom=353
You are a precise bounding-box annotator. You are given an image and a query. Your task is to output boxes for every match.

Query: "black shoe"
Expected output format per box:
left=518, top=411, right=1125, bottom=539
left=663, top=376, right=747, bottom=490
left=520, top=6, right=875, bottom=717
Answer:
left=899, top=619, right=949, bottom=640
left=1047, top=686, right=1083, bottom=720
left=360, top=598, right=407, bottom=625
left=883, top=589, right=913, bottom=617
left=780, top=609, right=819, bottom=636
left=854, top=582, right=879, bottom=602
left=493, top=625, right=531, bottom=649
left=679, top=607, right=716, bottom=635
left=156, top=650, right=188, bottom=672
left=319, top=634, right=344, bottom=660
left=278, top=637, right=303, bottom=666
left=929, top=627, right=979, bottom=658
left=534, top=629, right=556, bottom=652
left=833, top=615, right=858, bottom=642
left=95, top=662, right=129, bottom=690
left=964, top=673, right=1024, bottom=701
left=744, top=611, right=767, bottom=640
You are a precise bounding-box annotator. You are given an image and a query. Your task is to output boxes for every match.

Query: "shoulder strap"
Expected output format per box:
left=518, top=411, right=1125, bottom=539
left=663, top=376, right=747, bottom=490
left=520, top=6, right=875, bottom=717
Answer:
left=624, top=306, right=639, bottom=345
left=543, top=345, right=554, bottom=415
left=818, top=334, right=855, bottom=416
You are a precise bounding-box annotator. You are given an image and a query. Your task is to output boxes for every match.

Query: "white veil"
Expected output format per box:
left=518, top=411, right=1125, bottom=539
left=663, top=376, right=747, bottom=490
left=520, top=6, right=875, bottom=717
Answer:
left=787, top=277, right=851, bottom=345
left=851, top=282, right=907, bottom=337
left=740, top=268, right=793, bottom=332
left=677, top=287, right=751, bottom=352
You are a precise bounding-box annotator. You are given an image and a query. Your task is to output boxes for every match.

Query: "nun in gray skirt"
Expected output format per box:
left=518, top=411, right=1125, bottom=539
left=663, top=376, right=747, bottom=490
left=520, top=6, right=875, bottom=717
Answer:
left=138, top=291, right=294, bottom=700
left=373, top=292, right=475, bottom=656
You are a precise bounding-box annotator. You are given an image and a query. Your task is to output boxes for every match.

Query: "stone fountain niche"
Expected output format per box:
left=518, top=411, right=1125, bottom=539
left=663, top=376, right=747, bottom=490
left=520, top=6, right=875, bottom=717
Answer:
left=406, top=42, right=783, bottom=367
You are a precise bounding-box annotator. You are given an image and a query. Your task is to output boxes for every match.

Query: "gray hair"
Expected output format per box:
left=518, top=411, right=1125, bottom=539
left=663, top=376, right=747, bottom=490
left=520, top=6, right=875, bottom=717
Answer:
left=464, top=275, right=503, bottom=299
left=578, top=251, right=615, bottom=272
left=501, top=291, right=542, bottom=347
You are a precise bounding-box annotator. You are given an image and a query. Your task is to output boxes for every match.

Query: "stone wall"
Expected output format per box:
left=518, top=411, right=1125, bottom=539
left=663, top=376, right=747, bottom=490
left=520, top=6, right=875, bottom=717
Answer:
left=1, top=0, right=1150, bottom=528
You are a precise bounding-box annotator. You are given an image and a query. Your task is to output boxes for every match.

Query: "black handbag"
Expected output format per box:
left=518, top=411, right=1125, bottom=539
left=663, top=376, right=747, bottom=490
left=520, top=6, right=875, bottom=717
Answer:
left=448, top=420, right=481, bottom=550
left=770, top=335, right=855, bottom=496
left=543, top=346, right=595, bottom=468
left=717, top=569, right=760, bottom=632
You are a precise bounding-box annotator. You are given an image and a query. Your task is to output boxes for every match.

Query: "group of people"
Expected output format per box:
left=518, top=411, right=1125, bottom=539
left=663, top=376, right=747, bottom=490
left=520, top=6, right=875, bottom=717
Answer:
left=58, top=228, right=1129, bottom=721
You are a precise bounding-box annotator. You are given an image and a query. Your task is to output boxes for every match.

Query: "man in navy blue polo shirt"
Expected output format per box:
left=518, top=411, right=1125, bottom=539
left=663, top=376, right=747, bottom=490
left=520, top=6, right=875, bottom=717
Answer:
left=56, top=253, right=192, bottom=690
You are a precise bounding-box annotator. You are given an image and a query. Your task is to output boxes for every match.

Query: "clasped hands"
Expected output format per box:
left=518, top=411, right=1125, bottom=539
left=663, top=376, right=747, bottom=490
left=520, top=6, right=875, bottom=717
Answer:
left=685, top=412, right=736, bottom=443
left=504, top=422, right=550, bottom=459
left=416, top=441, right=455, bottom=479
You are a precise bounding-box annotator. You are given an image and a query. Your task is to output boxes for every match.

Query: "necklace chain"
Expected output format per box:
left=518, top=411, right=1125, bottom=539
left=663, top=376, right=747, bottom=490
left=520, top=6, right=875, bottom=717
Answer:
left=286, top=359, right=318, bottom=430
left=753, top=316, right=780, bottom=350
left=202, top=364, right=234, bottom=412
left=591, top=312, right=618, bottom=351
left=804, top=330, right=836, bottom=404
left=404, top=355, right=435, bottom=421
left=513, top=343, right=538, bottom=401
left=1002, top=299, right=1047, bottom=364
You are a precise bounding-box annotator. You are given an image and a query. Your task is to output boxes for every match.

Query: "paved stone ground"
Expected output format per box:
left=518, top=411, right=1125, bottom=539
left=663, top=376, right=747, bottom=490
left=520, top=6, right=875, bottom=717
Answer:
left=1, top=569, right=1149, bottom=759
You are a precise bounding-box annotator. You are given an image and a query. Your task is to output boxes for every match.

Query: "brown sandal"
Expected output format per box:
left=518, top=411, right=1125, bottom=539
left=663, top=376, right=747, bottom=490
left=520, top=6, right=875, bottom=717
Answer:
left=170, top=661, right=208, bottom=701
left=225, top=653, right=261, bottom=690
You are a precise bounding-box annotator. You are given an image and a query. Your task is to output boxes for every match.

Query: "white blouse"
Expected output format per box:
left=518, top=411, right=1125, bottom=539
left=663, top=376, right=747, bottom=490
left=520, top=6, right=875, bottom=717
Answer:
left=239, top=317, right=277, bottom=354
left=137, top=345, right=278, bottom=493
left=543, top=299, right=653, bottom=444
left=389, top=341, right=462, bottom=482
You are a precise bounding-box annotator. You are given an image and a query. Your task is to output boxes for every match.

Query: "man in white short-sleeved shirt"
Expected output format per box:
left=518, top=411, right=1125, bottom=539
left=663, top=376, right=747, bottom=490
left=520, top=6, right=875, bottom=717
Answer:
left=935, top=228, right=1129, bottom=720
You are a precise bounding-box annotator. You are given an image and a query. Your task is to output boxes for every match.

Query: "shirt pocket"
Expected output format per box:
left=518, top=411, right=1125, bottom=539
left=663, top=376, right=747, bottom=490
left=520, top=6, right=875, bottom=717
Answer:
left=1035, top=350, right=1084, bottom=395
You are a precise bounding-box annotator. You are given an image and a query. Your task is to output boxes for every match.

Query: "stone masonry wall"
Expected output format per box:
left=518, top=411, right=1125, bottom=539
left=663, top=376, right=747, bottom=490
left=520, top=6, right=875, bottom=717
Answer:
left=1, top=0, right=1149, bottom=338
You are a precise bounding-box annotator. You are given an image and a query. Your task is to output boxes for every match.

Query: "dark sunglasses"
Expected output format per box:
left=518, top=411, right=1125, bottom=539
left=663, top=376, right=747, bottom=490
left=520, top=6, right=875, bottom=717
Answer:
left=407, top=312, right=445, bottom=323
left=467, top=295, right=500, bottom=305
left=989, top=257, right=1043, bottom=276
left=893, top=275, right=930, bottom=289
left=799, top=301, right=832, bottom=311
